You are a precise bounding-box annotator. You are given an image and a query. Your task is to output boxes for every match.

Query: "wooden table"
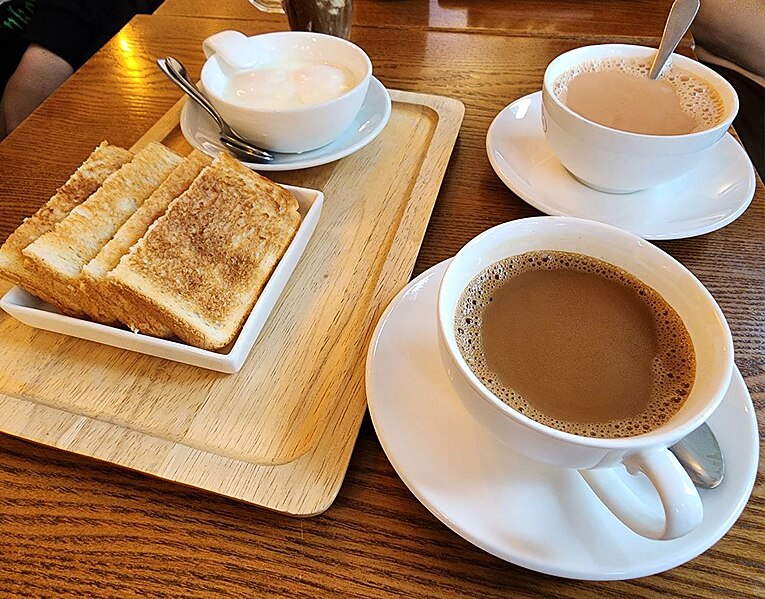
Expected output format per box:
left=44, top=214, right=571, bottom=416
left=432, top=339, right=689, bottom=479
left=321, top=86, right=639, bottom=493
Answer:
left=156, top=0, right=692, bottom=45
left=0, top=11, right=762, bottom=598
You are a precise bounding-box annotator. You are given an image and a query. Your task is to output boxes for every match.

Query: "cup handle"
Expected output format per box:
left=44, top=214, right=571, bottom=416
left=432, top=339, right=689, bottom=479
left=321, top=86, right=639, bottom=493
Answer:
left=579, top=447, right=703, bottom=540
left=248, top=0, right=285, bottom=14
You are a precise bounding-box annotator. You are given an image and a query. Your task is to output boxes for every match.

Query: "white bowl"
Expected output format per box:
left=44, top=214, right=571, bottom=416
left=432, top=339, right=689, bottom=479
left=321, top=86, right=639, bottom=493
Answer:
left=201, top=31, right=372, bottom=153
left=542, top=44, right=739, bottom=193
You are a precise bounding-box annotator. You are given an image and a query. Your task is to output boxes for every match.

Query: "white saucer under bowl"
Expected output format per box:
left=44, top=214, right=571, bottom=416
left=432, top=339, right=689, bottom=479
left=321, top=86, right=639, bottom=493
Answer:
left=486, top=92, right=757, bottom=240
left=366, top=260, right=759, bottom=580
left=180, top=77, right=392, bottom=172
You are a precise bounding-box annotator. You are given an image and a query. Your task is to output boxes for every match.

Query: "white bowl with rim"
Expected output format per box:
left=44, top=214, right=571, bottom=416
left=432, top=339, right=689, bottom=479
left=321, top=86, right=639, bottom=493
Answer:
left=542, top=44, right=739, bottom=193
left=201, top=31, right=372, bottom=154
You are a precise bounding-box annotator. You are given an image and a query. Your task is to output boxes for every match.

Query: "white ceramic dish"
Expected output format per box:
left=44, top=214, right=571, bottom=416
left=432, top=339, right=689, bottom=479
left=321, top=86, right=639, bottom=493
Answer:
left=180, top=77, right=391, bottom=172
left=0, top=184, right=323, bottom=374
left=541, top=44, right=738, bottom=193
left=366, top=259, right=759, bottom=580
left=486, top=92, right=756, bottom=240
left=202, top=30, right=373, bottom=153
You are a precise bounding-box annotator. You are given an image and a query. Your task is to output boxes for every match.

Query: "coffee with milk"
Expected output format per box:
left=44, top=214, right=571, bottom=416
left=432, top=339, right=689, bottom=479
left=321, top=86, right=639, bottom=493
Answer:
left=553, top=57, right=725, bottom=135
left=454, top=250, right=696, bottom=438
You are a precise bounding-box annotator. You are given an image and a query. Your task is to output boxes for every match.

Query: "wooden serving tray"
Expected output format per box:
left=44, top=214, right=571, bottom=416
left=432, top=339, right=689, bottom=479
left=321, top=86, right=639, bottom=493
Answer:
left=0, top=89, right=464, bottom=516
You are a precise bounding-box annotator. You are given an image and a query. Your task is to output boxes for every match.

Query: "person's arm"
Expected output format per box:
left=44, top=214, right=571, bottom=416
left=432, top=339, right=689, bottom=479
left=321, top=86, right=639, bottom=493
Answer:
left=1, top=43, right=73, bottom=137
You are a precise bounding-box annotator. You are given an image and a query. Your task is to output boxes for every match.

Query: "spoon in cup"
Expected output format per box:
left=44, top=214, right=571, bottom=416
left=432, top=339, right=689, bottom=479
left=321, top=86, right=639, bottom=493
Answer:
left=648, top=0, right=700, bottom=79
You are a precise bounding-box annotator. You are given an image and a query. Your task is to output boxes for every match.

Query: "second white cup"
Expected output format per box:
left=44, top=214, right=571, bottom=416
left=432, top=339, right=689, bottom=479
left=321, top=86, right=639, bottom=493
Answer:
left=542, top=44, right=738, bottom=193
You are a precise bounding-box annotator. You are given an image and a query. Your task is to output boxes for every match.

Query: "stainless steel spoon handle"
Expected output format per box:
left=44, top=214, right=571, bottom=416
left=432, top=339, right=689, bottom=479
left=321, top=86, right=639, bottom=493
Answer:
left=157, top=56, right=274, bottom=162
left=669, top=421, right=724, bottom=489
left=649, top=0, right=700, bottom=79
left=157, top=57, right=226, bottom=130
left=219, top=135, right=275, bottom=163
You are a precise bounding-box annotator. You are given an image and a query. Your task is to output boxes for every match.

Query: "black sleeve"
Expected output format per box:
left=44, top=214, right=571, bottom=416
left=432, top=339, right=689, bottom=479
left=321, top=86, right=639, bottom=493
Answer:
left=18, top=0, right=162, bottom=70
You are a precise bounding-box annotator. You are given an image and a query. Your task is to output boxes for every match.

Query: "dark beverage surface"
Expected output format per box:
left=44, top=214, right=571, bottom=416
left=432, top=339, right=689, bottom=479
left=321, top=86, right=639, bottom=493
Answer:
left=284, top=0, right=353, bottom=39
left=455, top=251, right=696, bottom=438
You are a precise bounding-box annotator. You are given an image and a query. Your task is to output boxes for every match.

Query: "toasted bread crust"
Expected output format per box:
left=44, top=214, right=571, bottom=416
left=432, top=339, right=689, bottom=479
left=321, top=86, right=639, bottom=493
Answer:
left=0, top=142, right=132, bottom=293
left=110, top=152, right=301, bottom=349
left=80, top=150, right=212, bottom=329
left=6, top=145, right=301, bottom=351
left=22, top=142, right=183, bottom=315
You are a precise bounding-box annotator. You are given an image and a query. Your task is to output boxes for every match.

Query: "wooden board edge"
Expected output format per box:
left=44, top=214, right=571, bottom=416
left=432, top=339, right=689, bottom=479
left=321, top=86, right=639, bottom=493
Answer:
left=130, top=96, right=187, bottom=153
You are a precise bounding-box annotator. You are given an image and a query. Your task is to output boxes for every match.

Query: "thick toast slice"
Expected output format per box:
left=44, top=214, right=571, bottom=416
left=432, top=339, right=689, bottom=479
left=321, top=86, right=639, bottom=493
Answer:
left=21, top=142, right=183, bottom=316
left=0, top=142, right=132, bottom=306
left=79, top=150, right=212, bottom=333
left=109, top=152, right=301, bottom=349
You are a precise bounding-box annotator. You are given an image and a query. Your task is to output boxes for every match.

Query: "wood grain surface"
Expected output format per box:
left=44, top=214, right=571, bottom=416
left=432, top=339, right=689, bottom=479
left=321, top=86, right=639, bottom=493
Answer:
left=0, top=11, right=762, bottom=598
left=156, top=0, right=694, bottom=47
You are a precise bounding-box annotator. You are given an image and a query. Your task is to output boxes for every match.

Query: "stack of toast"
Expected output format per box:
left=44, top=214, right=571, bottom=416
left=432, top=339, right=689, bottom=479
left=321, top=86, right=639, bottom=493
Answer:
left=0, top=142, right=302, bottom=350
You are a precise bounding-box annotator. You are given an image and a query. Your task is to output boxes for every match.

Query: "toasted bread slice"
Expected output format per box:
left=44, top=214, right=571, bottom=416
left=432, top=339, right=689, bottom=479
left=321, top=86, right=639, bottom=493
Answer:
left=79, top=150, right=212, bottom=333
left=0, top=142, right=132, bottom=305
left=21, top=142, right=183, bottom=316
left=109, top=152, right=301, bottom=349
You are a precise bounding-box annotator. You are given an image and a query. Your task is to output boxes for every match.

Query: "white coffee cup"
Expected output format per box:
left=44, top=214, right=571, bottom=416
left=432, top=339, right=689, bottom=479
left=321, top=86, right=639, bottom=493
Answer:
left=542, top=44, right=739, bottom=193
left=201, top=30, right=372, bottom=153
left=437, top=216, right=734, bottom=540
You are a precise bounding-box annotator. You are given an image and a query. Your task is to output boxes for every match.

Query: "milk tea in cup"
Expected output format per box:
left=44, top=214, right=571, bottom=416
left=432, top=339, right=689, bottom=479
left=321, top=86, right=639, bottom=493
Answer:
left=454, top=249, right=696, bottom=438
left=552, top=57, right=726, bottom=136
left=541, top=44, right=738, bottom=193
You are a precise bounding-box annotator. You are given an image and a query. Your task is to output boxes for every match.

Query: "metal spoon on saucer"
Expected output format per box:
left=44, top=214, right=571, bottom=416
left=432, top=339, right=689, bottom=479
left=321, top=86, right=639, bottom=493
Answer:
left=157, top=56, right=274, bottom=163
left=648, top=0, right=700, bottom=79
left=670, top=422, right=724, bottom=488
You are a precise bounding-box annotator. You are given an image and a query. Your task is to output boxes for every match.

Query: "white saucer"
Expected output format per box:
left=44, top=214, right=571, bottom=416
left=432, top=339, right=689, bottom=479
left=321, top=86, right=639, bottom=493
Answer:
left=180, top=77, right=392, bottom=171
left=366, top=260, right=759, bottom=580
left=486, top=92, right=757, bottom=240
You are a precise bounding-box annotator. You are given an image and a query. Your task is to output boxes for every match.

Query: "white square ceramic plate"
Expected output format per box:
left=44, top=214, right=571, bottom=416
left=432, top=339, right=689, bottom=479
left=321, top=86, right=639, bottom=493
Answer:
left=0, top=184, right=323, bottom=374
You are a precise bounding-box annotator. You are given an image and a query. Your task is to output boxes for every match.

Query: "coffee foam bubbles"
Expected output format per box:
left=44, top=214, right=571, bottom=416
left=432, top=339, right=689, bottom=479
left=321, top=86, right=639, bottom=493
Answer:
left=454, top=251, right=696, bottom=439
left=552, top=57, right=725, bottom=133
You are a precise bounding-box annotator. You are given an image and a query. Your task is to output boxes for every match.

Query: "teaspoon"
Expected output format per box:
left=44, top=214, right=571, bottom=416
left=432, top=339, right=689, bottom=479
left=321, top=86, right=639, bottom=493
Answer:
left=669, top=421, right=724, bottom=489
left=157, top=56, right=274, bottom=163
left=648, top=0, right=700, bottom=79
